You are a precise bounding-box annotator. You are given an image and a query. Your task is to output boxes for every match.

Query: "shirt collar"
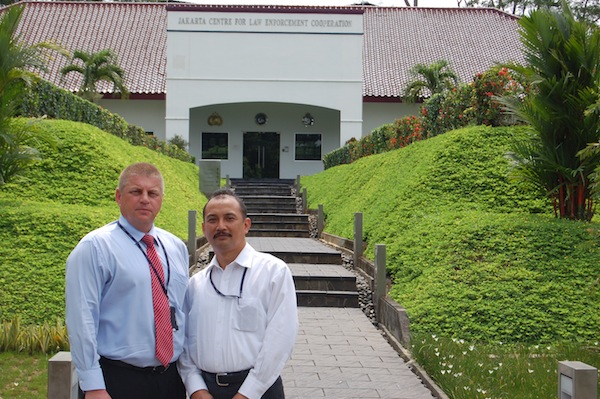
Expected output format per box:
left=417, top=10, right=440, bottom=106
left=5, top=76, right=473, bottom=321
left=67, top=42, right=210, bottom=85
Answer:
left=118, top=215, right=157, bottom=243
left=208, top=242, right=254, bottom=270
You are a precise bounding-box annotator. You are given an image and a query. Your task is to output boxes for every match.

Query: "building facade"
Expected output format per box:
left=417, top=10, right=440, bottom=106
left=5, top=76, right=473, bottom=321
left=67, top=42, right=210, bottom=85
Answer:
left=12, top=1, right=523, bottom=178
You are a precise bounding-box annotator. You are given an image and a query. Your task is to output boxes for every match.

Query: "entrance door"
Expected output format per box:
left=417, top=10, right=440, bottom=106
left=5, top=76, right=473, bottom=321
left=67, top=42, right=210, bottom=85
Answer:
left=243, top=132, right=280, bottom=179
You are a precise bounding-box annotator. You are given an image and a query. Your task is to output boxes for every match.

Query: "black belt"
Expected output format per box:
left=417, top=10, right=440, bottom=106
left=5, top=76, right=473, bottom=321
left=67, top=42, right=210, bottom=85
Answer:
left=201, top=369, right=250, bottom=387
left=100, top=356, right=174, bottom=374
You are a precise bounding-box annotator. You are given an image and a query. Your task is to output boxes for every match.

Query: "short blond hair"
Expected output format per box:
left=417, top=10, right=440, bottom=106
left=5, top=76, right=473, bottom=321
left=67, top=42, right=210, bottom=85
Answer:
left=118, top=163, right=164, bottom=193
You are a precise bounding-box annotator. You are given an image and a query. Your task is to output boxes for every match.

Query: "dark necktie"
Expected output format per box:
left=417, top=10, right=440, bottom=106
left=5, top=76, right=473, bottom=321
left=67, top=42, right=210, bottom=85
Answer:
left=141, top=234, right=173, bottom=367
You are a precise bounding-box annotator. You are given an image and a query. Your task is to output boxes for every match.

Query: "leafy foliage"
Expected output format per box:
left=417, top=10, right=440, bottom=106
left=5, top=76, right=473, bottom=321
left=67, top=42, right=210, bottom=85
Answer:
left=325, top=66, right=528, bottom=169
left=0, top=5, right=64, bottom=184
left=61, top=49, right=128, bottom=102
left=0, top=119, right=206, bottom=324
left=403, top=60, right=459, bottom=103
left=304, top=125, right=600, bottom=344
left=503, top=1, right=600, bottom=220
left=18, top=78, right=194, bottom=163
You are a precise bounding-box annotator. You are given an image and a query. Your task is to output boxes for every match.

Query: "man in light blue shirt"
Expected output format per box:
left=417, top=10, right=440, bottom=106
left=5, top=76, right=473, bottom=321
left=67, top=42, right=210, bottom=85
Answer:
left=66, top=163, right=189, bottom=399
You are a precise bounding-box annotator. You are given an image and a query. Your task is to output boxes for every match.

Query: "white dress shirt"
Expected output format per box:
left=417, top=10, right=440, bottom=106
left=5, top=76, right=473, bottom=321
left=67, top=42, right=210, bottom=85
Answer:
left=178, top=243, right=298, bottom=399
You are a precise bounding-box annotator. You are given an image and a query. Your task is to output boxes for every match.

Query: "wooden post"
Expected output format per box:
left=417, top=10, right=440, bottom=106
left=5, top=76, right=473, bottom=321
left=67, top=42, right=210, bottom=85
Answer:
left=188, top=210, right=197, bottom=266
left=48, top=351, right=82, bottom=399
left=317, top=204, right=324, bottom=237
left=296, top=174, right=301, bottom=195
left=374, top=244, right=386, bottom=319
left=225, top=174, right=230, bottom=189
left=353, top=212, right=363, bottom=270
left=302, top=187, right=307, bottom=214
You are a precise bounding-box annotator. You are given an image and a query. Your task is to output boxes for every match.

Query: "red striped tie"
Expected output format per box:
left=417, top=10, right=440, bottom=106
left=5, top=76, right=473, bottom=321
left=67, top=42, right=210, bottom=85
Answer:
left=142, top=235, right=173, bottom=367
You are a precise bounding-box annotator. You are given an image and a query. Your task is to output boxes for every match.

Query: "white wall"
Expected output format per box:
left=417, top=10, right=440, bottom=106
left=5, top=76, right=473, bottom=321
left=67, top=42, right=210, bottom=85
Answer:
left=189, top=102, right=339, bottom=179
left=166, top=9, right=363, bottom=177
left=98, top=98, right=166, bottom=139
left=361, top=102, right=421, bottom=137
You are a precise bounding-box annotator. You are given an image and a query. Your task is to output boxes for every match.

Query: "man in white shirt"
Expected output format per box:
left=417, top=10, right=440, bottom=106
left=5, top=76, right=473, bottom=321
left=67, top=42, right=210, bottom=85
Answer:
left=178, top=189, right=298, bottom=399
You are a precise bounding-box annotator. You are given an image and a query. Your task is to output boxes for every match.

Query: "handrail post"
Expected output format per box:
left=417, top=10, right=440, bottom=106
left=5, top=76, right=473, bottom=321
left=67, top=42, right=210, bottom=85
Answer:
left=353, top=212, right=363, bottom=270
left=188, top=210, right=197, bottom=266
left=317, top=204, right=324, bottom=237
left=302, top=187, right=307, bottom=214
left=374, top=244, right=386, bottom=319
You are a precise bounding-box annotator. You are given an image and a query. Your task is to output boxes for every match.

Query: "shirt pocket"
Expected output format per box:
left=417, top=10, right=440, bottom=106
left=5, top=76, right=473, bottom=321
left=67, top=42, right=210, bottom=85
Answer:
left=233, top=297, right=265, bottom=332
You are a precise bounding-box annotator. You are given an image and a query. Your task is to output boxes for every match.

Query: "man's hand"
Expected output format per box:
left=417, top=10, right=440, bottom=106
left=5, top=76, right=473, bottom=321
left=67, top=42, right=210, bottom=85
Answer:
left=84, top=389, right=111, bottom=399
left=190, top=389, right=213, bottom=399
left=233, top=393, right=249, bottom=399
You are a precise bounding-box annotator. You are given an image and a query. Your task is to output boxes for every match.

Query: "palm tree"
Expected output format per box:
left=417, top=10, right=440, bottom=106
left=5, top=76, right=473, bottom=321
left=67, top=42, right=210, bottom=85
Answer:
left=503, top=0, right=600, bottom=220
left=403, top=60, right=459, bottom=103
left=61, top=49, right=129, bottom=103
left=0, top=5, right=61, bottom=184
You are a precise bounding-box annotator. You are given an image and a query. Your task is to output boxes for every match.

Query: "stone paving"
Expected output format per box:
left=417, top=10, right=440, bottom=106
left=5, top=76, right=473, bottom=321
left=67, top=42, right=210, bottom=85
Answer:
left=282, top=307, right=437, bottom=399
left=244, top=238, right=439, bottom=398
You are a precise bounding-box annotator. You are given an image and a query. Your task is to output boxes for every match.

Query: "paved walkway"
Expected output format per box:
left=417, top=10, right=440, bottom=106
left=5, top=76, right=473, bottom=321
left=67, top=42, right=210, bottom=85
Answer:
left=283, top=308, right=437, bottom=399
left=246, top=237, right=440, bottom=399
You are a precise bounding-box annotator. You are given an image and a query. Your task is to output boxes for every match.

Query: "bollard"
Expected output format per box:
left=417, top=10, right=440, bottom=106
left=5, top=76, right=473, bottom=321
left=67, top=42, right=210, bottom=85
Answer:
left=558, top=361, right=597, bottom=399
left=374, top=244, right=386, bottom=318
left=48, top=351, right=82, bottom=399
left=353, top=212, right=363, bottom=270
left=188, top=210, right=197, bottom=266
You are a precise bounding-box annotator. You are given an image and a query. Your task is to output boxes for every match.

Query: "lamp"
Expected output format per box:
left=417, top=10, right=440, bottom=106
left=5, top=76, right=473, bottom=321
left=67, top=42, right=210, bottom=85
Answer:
left=255, top=113, right=267, bottom=125
left=302, top=113, right=314, bottom=127
left=558, top=361, right=597, bottom=399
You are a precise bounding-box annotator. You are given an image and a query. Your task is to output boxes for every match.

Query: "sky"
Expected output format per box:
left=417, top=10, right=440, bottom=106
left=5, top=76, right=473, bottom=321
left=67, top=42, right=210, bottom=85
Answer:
left=184, top=0, right=460, bottom=8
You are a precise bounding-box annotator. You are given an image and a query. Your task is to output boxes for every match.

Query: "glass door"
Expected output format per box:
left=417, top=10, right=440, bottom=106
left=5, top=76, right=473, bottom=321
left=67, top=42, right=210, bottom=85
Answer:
left=243, top=132, right=280, bottom=179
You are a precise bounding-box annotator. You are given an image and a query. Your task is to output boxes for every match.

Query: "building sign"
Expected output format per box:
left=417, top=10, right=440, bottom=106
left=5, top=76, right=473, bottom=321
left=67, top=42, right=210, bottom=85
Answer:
left=168, top=12, right=362, bottom=34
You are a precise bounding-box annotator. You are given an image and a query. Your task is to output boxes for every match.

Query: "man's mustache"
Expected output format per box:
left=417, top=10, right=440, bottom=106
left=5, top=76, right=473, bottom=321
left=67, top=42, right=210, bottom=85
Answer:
left=214, top=231, right=232, bottom=239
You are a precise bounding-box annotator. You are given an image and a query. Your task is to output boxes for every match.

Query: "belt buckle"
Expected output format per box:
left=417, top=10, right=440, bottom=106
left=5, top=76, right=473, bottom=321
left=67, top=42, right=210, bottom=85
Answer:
left=153, top=364, right=169, bottom=374
left=216, top=373, right=229, bottom=387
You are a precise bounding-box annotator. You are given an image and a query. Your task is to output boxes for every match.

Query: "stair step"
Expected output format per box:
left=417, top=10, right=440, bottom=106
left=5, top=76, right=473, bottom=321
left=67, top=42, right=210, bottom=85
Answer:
left=250, top=222, right=309, bottom=230
left=248, top=213, right=308, bottom=222
left=246, top=206, right=297, bottom=213
left=296, top=290, right=359, bottom=308
left=248, top=230, right=310, bottom=238
left=242, top=196, right=296, bottom=204
left=234, top=187, right=292, bottom=196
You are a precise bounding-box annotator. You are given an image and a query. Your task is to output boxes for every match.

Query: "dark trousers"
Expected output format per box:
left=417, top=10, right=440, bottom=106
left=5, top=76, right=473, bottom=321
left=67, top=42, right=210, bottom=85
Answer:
left=204, top=375, right=284, bottom=399
left=97, top=357, right=186, bottom=399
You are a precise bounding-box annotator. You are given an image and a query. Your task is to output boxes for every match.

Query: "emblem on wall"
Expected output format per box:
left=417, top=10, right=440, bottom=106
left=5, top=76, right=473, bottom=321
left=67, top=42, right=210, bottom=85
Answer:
left=208, top=112, right=223, bottom=126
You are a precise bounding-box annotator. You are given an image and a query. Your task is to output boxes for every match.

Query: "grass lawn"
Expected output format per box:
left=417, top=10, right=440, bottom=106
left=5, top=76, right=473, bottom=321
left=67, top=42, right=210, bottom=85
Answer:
left=0, top=352, right=50, bottom=399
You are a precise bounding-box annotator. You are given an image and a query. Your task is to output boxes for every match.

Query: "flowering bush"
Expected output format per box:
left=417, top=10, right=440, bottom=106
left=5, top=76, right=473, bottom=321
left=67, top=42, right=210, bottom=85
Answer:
left=323, top=66, right=530, bottom=169
left=389, top=115, right=426, bottom=150
left=421, top=84, right=474, bottom=137
left=469, top=66, right=528, bottom=126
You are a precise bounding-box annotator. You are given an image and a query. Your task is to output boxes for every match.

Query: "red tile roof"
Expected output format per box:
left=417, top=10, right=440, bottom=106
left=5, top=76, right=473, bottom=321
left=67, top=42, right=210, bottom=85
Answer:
left=14, top=1, right=168, bottom=95
left=363, top=7, right=524, bottom=99
left=7, top=2, right=524, bottom=100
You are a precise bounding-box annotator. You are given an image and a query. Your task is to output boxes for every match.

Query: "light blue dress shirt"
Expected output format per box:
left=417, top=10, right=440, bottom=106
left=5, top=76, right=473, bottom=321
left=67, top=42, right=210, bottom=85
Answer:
left=66, top=216, right=189, bottom=392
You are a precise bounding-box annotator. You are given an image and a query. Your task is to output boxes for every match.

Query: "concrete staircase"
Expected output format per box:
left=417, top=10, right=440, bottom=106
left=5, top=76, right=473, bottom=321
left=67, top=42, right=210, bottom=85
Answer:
left=230, top=179, right=359, bottom=308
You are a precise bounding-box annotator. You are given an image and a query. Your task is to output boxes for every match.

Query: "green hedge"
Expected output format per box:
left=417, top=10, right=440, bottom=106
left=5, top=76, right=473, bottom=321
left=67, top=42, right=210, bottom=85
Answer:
left=18, top=78, right=194, bottom=163
left=324, top=66, right=528, bottom=169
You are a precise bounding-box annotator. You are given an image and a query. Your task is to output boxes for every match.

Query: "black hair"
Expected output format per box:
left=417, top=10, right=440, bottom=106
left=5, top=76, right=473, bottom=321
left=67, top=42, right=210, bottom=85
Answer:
left=202, top=189, right=248, bottom=219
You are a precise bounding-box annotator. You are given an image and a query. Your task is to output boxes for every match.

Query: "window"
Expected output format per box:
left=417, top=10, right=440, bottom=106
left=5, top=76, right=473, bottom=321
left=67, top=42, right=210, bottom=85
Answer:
left=202, top=132, right=228, bottom=160
left=295, top=134, right=321, bottom=161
